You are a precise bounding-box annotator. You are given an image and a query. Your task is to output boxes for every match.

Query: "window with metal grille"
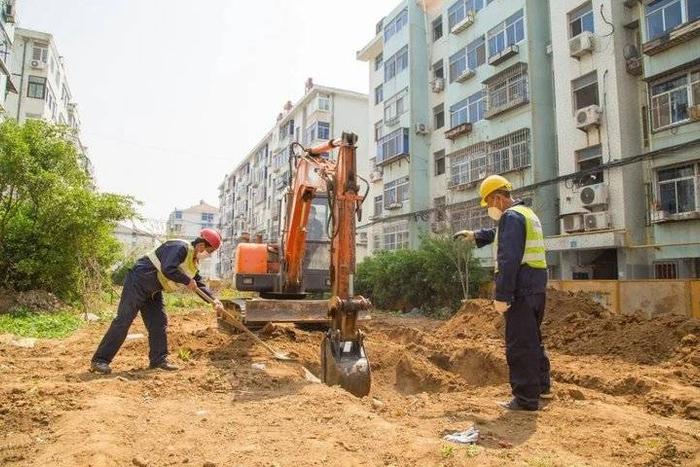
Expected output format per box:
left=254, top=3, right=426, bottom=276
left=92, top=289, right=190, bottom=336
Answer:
left=448, top=128, right=530, bottom=188
left=383, top=221, right=410, bottom=250
left=449, top=201, right=493, bottom=231
left=485, top=64, right=528, bottom=115
left=649, top=70, right=699, bottom=130
left=384, top=176, right=410, bottom=208
left=654, top=261, right=678, bottom=279
left=656, top=163, right=698, bottom=214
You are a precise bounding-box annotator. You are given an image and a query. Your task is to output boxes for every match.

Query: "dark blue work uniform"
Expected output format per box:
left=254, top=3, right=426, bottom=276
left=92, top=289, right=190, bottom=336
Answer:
left=92, top=241, right=213, bottom=367
left=474, top=201, right=551, bottom=409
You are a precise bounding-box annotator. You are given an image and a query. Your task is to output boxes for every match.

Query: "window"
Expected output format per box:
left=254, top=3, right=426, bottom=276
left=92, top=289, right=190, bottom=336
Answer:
left=650, top=70, right=699, bottom=130
left=201, top=213, right=214, bottom=222
left=374, top=195, right=383, bottom=216
left=317, top=122, right=330, bottom=140
left=375, top=84, right=383, bottom=105
left=374, top=120, right=384, bottom=142
left=174, top=210, right=182, bottom=220
left=449, top=49, right=467, bottom=82
left=449, top=202, right=493, bottom=231
left=384, top=8, right=408, bottom=42
left=32, top=44, right=48, bottom=63
left=434, top=150, right=446, bottom=176
left=433, top=60, right=444, bottom=81
left=485, top=66, right=528, bottom=114
left=448, top=128, right=530, bottom=187
left=575, top=144, right=604, bottom=186
left=434, top=196, right=446, bottom=221
left=377, top=128, right=409, bottom=164
left=384, top=176, right=410, bottom=208
left=383, top=221, right=410, bottom=250
left=466, top=35, right=486, bottom=70
left=569, top=2, right=594, bottom=38
left=449, top=90, right=485, bottom=127
left=27, top=75, right=46, bottom=99
left=572, top=72, right=599, bottom=111
left=645, top=0, right=683, bottom=40
left=384, top=88, right=408, bottom=123
left=448, top=0, right=485, bottom=30
left=432, top=16, right=443, bottom=41
left=433, top=104, right=445, bottom=129
left=654, top=261, right=678, bottom=279
left=657, top=163, right=697, bottom=214
left=487, top=9, right=524, bottom=57
left=318, top=95, right=330, bottom=111
left=374, top=53, right=383, bottom=72
left=384, top=46, right=409, bottom=82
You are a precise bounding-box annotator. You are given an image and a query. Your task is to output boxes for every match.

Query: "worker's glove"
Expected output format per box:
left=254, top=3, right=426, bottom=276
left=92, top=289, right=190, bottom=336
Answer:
left=453, top=230, right=475, bottom=242
left=213, top=299, right=224, bottom=313
left=493, top=300, right=510, bottom=313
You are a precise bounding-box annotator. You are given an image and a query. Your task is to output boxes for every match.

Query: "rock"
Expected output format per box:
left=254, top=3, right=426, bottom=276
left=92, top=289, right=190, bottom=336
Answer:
left=681, top=334, right=698, bottom=346
left=132, top=456, right=148, bottom=467
left=371, top=398, right=385, bottom=410
left=301, top=367, right=321, bottom=383
left=568, top=388, right=585, bottom=400
left=251, top=363, right=266, bottom=371
left=84, top=313, right=100, bottom=322
left=12, top=337, right=37, bottom=348
left=126, top=333, right=145, bottom=340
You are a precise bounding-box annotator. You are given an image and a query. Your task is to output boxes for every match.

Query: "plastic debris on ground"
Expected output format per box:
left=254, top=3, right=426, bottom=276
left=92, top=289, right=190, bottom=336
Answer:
left=443, top=425, right=479, bottom=444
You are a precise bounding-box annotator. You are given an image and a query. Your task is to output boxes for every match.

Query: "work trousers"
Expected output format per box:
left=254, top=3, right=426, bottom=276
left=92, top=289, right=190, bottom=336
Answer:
left=504, top=293, right=551, bottom=409
left=92, top=270, right=168, bottom=366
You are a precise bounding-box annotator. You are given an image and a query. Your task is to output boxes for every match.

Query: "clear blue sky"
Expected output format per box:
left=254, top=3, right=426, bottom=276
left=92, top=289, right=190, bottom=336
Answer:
left=19, top=0, right=398, bottom=220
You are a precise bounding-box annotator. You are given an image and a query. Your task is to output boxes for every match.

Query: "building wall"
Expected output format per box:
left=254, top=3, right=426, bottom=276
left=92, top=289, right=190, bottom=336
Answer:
left=0, top=1, right=17, bottom=116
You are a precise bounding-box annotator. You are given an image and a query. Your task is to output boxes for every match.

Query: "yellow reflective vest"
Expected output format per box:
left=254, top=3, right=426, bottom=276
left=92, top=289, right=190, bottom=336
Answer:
left=493, top=205, right=547, bottom=274
left=146, top=240, right=198, bottom=292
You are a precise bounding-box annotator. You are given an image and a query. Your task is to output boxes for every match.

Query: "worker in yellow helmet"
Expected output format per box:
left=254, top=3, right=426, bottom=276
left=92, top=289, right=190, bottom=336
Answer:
left=454, top=175, right=551, bottom=411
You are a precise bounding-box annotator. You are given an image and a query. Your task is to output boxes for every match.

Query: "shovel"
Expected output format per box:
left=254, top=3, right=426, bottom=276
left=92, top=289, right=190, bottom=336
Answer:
left=193, top=287, right=295, bottom=361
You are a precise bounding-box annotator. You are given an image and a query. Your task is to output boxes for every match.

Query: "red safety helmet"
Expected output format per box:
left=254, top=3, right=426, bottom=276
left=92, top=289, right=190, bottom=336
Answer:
left=200, top=228, right=222, bottom=250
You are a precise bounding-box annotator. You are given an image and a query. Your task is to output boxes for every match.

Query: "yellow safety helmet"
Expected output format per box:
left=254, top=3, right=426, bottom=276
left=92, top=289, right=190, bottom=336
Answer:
left=479, top=175, right=512, bottom=207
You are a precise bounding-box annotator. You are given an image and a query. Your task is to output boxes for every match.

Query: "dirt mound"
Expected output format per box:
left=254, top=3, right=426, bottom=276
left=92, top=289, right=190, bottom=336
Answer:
left=437, top=290, right=699, bottom=366
left=543, top=290, right=700, bottom=364
left=0, top=290, right=64, bottom=313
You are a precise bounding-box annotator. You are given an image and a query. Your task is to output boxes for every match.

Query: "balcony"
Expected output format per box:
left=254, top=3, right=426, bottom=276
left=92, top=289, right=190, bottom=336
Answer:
left=483, top=62, right=529, bottom=119
left=643, top=18, right=700, bottom=56
left=445, top=122, right=472, bottom=140
left=376, top=128, right=409, bottom=167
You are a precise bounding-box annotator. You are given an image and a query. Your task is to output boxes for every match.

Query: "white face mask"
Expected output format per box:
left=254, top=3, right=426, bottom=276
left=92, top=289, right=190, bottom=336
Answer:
left=197, top=250, right=211, bottom=260
left=488, top=206, right=503, bottom=221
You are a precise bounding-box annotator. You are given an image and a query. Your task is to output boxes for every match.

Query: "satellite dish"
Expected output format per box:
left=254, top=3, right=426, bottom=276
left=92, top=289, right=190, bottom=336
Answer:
left=623, top=44, right=639, bottom=60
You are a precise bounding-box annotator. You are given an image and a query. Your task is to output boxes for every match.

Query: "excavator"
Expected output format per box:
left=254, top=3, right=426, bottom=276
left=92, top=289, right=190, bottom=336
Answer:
left=219, top=132, right=372, bottom=397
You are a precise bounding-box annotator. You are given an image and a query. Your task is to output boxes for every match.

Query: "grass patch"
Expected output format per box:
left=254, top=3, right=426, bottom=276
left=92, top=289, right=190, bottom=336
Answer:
left=0, top=307, right=83, bottom=338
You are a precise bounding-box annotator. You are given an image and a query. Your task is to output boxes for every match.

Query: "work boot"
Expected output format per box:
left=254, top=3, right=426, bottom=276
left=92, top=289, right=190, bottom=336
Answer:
left=540, top=389, right=554, bottom=400
left=90, top=361, right=112, bottom=375
left=497, top=398, right=538, bottom=412
left=149, top=360, right=179, bottom=371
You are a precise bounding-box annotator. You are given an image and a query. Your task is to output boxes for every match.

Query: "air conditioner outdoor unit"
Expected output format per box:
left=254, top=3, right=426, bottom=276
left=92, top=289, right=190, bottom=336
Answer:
left=580, top=183, right=608, bottom=207
left=576, top=105, right=602, bottom=131
left=30, top=59, right=44, bottom=69
left=387, top=202, right=402, bottom=210
left=561, top=213, right=585, bottom=233
left=450, top=11, right=475, bottom=34
left=431, top=78, right=444, bottom=93
left=625, top=57, right=643, bottom=76
left=584, top=212, right=611, bottom=231
left=415, top=122, right=429, bottom=134
left=455, top=68, right=475, bottom=83
left=689, top=105, right=700, bottom=121
left=369, top=170, right=383, bottom=182
left=569, top=31, right=594, bottom=58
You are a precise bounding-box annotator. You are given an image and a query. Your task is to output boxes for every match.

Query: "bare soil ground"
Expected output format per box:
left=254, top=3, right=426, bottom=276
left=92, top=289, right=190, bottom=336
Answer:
left=1, top=291, right=699, bottom=466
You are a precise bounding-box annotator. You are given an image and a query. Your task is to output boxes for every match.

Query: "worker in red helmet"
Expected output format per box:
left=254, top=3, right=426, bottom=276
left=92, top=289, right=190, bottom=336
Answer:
left=90, top=228, right=224, bottom=374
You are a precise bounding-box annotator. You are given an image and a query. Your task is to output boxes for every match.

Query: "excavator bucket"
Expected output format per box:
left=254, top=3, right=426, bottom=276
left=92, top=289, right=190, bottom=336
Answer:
left=320, top=331, right=371, bottom=398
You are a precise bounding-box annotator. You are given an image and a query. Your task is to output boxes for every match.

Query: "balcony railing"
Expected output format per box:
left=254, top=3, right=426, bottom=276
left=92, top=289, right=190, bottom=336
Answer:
left=643, top=18, right=700, bottom=56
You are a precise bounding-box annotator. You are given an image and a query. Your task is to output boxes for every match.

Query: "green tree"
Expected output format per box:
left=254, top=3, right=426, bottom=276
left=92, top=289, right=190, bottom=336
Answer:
left=0, top=119, right=136, bottom=301
left=355, top=233, right=486, bottom=313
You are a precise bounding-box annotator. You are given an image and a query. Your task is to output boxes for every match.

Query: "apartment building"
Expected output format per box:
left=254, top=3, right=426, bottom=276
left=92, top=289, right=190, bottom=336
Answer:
left=217, top=80, right=369, bottom=281
left=0, top=0, right=18, bottom=117
left=166, top=200, right=220, bottom=279
left=113, top=222, right=162, bottom=259
left=638, top=0, right=700, bottom=278
left=357, top=0, right=557, bottom=269
left=5, top=28, right=90, bottom=172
